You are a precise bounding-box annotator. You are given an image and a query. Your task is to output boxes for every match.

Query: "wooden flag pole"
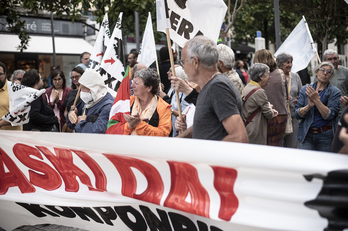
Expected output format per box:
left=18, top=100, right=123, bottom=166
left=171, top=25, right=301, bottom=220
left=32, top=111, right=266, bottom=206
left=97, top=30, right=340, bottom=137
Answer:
left=316, top=50, right=321, bottom=64
left=72, top=85, right=81, bottom=108
left=165, top=28, right=182, bottom=119
left=155, top=58, right=162, bottom=92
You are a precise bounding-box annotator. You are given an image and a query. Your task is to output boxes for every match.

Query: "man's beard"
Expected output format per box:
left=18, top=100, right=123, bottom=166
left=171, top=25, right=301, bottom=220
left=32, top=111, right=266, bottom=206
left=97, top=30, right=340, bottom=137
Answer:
left=0, top=78, right=5, bottom=89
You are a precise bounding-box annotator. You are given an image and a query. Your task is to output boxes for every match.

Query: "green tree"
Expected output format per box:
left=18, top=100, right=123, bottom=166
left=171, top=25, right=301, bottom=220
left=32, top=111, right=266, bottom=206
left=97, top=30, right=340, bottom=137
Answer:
left=232, top=0, right=299, bottom=49
left=283, top=0, right=348, bottom=54
left=0, top=0, right=156, bottom=52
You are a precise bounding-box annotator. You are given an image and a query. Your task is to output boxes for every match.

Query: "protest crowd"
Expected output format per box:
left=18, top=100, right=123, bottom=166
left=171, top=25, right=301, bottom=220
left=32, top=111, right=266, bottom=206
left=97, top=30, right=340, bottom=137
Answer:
left=1, top=36, right=348, bottom=154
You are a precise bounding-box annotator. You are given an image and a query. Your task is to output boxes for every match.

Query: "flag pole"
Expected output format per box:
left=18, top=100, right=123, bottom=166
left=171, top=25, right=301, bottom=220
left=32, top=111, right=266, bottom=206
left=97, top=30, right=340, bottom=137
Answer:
left=155, top=58, right=162, bottom=91
left=72, top=85, right=81, bottom=108
left=316, top=51, right=321, bottom=64
left=165, top=28, right=182, bottom=119
left=303, top=16, right=321, bottom=64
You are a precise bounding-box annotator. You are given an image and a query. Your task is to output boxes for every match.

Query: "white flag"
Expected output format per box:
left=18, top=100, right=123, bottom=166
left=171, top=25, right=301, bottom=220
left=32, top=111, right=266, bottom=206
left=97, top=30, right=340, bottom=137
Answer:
left=88, top=13, right=111, bottom=70
left=156, top=0, right=170, bottom=32
left=157, top=0, right=227, bottom=48
left=138, top=13, right=157, bottom=67
left=100, top=12, right=125, bottom=95
left=2, top=82, right=45, bottom=126
left=274, top=16, right=317, bottom=73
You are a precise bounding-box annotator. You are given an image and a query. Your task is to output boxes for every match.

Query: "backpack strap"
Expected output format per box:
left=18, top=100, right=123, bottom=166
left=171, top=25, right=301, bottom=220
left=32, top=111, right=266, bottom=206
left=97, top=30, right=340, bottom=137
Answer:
left=243, top=87, right=261, bottom=126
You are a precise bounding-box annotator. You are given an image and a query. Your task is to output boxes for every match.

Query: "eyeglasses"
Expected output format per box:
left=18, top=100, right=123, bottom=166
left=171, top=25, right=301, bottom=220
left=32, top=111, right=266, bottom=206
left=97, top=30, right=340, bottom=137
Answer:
left=53, top=78, right=63, bottom=82
left=179, top=58, right=192, bottom=66
left=319, top=68, right=333, bottom=75
left=0, top=73, right=5, bottom=76
left=70, top=75, right=81, bottom=80
left=327, top=57, right=338, bottom=61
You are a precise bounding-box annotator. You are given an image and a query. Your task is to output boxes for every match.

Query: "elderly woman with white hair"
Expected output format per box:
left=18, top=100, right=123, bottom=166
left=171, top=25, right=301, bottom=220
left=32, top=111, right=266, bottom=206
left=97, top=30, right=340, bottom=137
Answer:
left=295, top=62, right=341, bottom=152
left=242, top=63, right=278, bottom=144
left=66, top=69, right=114, bottom=133
left=276, top=53, right=302, bottom=148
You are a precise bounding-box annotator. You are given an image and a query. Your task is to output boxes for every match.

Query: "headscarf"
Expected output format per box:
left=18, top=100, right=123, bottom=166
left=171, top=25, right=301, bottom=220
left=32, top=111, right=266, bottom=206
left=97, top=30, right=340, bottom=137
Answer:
left=78, top=69, right=108, bottom=109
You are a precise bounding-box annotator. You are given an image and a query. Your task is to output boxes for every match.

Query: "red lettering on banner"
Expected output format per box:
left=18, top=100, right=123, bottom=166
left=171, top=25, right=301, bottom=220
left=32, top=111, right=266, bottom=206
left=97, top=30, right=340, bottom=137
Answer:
left=0, top=148, right=35, bottom=194
left=72, top=150, right=107, bottom=191
left=36, top=146, right=99, bottom=192
left=104, top=154, right=164, bottom=205
left=211, top=166, right=239, bottom=221
left=164, top=161, right=210, bottom=218
left=13, top=144, right=62, bottom=191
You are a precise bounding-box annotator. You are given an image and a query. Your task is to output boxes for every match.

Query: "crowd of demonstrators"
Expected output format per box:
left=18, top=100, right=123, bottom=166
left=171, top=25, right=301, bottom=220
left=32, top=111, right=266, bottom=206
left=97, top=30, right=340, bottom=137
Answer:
left=122, top=68, right=172, bottom=136
left=295, top=62, right=341, bottom=152
left=242, top=63, right=277, bottom=144
left=254, top=49, right=288, bottom=146
left=277, top=53, right=302, bottom=148
left=21, top=70, right=60, bottom=132
left=2, top=39, right=348, bottom=153
left=66, top=69, right=113, bottom=133
left=43, top=69, right=71, bottom=131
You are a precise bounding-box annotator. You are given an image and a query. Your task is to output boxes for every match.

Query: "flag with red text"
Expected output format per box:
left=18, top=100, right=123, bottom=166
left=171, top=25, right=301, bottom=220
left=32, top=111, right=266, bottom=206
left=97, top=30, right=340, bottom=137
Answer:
left=88, top=13, right=111, bottom=70
left=99, top=12, right=124, bottom=93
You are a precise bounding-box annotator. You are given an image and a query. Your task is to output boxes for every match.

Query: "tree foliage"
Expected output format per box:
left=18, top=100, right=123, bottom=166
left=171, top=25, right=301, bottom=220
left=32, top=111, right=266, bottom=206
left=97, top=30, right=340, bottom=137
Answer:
left=282, top=0, right=348, bottom=53
left=0, top=0, right=157, bottom=52
left=232, top=0, right=299, bottom=49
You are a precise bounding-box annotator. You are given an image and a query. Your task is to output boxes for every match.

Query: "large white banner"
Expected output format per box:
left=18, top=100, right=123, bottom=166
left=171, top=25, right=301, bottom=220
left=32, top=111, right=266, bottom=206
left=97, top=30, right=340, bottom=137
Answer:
left=274, top=16, right=317, bottom=73
left=157, top=0, right=227, bottom=48
left=1, top=131, right=348, bottom=230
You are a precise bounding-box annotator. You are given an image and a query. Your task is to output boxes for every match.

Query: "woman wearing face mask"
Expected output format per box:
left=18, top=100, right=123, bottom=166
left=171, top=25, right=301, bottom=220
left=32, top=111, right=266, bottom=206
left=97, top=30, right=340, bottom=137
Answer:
left=66, top=69, right=113, bottom=133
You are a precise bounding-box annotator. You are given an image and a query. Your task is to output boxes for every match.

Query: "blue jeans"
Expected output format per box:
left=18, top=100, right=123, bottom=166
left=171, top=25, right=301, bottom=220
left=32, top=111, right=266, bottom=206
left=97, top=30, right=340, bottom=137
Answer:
left=299, top=129, right=334, bottom=152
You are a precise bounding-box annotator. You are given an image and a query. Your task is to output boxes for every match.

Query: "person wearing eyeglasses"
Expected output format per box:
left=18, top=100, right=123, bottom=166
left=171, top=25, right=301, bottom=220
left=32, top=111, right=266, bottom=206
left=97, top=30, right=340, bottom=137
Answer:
left=62, top=67, right=84, bottom=131
left=43, top=69, right=71, bottom=131
left=295, top=62, right=341, bottom=152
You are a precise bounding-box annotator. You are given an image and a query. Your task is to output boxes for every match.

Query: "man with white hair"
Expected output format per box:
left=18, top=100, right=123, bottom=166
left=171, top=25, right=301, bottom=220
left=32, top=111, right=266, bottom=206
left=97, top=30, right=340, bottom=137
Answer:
left=217, top=44, right=244, bottom=96
left=323, top=49, right=348, bottom=89
left=324, top=49, right=348, bottom=107
left=177, top=36, right=248, bottom=142
left=66, top=69, right=113, bottom=133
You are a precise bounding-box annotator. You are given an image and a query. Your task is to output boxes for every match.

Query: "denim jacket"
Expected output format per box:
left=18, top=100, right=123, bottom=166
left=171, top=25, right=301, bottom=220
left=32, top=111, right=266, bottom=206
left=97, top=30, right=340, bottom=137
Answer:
left=295, top=82, right=341, bottom=143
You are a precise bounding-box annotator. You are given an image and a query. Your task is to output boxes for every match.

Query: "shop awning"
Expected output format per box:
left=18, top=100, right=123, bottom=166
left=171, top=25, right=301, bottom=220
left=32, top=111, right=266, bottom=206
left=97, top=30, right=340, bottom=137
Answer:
left=232, top=43, right=255, bottom=54
left=0, top=34, right=93, bottom=55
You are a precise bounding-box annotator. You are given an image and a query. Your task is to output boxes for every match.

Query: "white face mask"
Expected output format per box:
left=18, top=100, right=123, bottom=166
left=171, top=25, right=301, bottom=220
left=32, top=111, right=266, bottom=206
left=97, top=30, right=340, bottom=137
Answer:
left=80, top=91, right=93, bottom=104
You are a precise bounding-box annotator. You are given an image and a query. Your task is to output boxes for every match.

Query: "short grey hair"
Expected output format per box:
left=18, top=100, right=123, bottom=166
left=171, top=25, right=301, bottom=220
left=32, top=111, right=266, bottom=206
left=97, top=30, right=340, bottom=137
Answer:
left=185, top=36, right=218, bottom=69
left=11, top=69, right=25, bottom=83
left=323, top=49, right=338, bottom=61
left=217, top=44, right=235, bottom=69
left=314, top=61, right=336, bottom=77
left=248, top=63, right=270, bottom=82
left=276, top=53, right=293, bottom=68
left=134, top=68, right=159, bottom=95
